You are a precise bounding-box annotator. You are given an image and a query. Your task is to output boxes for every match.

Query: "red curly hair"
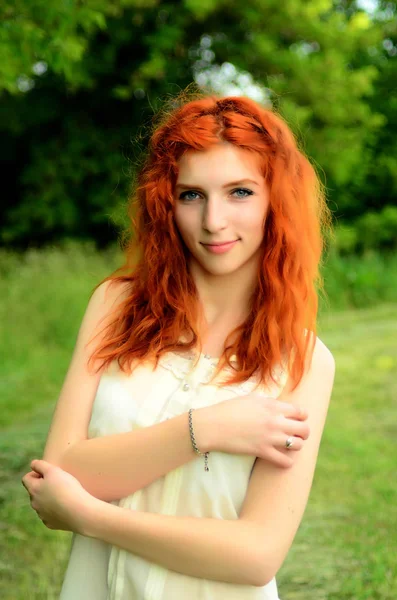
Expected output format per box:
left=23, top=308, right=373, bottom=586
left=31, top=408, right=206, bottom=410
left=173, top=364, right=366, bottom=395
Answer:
left=87, top=91, right=332, bottom=391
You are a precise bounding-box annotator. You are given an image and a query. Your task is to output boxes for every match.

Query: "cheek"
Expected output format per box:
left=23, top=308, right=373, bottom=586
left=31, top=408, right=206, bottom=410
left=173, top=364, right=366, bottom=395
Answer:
left=174, top=208, right=196, bottom=235
left=173, top=210, right=184, bottom=235
left=237, top=207, right=267, bottom=234
left=173, top=212, right=195, bottom=248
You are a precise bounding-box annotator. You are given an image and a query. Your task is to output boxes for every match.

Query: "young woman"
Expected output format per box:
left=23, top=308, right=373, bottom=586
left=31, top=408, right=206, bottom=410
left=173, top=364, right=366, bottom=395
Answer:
left=22, top=93, right=335, bottom=599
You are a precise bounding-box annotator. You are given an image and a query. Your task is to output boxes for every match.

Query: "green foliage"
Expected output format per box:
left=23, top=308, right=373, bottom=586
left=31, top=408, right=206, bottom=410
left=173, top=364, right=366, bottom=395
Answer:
left=183, top=0, right=219, bottom=20
left=0, top=1, right=106, bottom=93
left=356, top=205, right=397, bottom=251
left=333, top=205, right=397, bottom=254
left=2, top=118, right=129, bottom=244
left=320, top=247, right=397, bottom=310
left=0, top=0, right=396, bottom=248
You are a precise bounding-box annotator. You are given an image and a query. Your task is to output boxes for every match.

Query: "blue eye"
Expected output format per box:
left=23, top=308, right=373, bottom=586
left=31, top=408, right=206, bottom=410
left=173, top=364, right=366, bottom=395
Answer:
left=179, top=188, right=253, bottom=202
left=179, top=191, right=200, bottom=201
left=232, top=188, right=253, bottom=198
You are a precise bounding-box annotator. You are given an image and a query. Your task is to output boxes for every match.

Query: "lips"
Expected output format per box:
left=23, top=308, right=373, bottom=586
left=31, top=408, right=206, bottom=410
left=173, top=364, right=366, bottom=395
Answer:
left=201, top=240, right=239, bottom=246
left=201, top=239, right=240, bottom=254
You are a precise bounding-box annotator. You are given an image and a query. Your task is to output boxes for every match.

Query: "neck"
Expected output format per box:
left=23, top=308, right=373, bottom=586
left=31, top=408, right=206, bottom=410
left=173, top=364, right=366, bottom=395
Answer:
left=189, top=259, right=259, bottom=329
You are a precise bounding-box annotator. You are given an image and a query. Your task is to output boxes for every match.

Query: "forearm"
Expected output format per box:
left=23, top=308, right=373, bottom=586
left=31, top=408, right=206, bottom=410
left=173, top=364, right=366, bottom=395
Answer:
left=45, top=408, right=213, bottom=503
left=83, top=500, right=262, bottom=587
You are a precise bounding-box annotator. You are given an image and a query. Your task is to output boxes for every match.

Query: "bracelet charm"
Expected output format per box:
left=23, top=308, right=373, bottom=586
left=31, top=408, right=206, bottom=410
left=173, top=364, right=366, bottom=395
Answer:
left=188, top=408, right=210, bottom=472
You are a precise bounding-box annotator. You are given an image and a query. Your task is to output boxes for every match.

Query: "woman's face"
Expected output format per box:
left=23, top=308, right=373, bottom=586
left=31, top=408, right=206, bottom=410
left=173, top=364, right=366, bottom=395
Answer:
left=173, top=142, right=270, bottom=277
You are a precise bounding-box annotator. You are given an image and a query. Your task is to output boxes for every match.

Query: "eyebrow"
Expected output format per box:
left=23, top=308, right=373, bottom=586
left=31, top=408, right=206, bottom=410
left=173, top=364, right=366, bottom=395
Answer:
left=175, top=179, right=260, bottom=190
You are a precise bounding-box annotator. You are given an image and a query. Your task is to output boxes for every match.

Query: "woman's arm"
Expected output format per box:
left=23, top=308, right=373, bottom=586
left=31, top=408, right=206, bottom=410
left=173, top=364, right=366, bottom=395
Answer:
left=41, top=280, right=306, bottom=504
left=24, top=458, right=263, bottom=587
left=82, top=501, right=263, bottom=587
left=53, top=409, right=214, bottom=503
left=26, top=336, right=333, bottom=588
left=41, top=279, right=214, bottom=503
left=239, top=336, right=335, bottom=585
left=77, top=336, right=334, bottom=589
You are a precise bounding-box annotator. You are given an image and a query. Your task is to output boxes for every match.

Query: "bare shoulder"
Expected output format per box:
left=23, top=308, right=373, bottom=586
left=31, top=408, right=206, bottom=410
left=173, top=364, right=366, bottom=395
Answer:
left=282, top=333, right=335, bottom=399
left=283, top=333, right=335, bottom=446
left=85, top=279, right=132, bottom=337
left=312, top=334, right=335, bottom=369
left=90, top=278, right=131, bottom=312
left=308, top=335, right=336, bottom=386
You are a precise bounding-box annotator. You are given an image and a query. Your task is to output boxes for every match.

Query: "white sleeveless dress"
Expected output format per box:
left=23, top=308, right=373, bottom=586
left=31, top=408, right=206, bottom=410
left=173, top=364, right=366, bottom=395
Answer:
left=59, top=349, right=288, bottom=600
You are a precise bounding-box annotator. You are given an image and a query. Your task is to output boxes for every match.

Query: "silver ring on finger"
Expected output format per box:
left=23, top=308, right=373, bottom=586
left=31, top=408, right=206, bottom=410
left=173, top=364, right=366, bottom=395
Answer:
left=285, top=436, right=294, bottom=449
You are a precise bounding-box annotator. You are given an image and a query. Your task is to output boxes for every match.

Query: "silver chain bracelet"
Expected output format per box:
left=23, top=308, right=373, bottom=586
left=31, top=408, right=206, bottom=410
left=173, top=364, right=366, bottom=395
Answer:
left=188, top=408, right=210, bottom=472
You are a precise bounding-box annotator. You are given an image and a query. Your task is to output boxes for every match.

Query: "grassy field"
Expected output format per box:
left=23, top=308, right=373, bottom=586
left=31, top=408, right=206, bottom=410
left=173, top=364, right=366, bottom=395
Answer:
left=1, top=244, right=396, bottom=599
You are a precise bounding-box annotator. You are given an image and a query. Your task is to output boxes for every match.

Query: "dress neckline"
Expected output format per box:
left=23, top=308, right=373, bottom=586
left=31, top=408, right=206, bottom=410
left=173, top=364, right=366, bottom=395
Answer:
left=168, top=349, right=237, bottom=364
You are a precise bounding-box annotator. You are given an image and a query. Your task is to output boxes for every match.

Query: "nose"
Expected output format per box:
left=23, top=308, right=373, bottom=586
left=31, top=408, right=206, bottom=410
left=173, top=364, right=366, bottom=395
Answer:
left=202, top=197, right=228, bottom=233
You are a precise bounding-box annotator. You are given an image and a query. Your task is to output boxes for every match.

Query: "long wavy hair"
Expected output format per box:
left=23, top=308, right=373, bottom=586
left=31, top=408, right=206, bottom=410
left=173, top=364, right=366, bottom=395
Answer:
left=87, top=91, right=333, bottom=391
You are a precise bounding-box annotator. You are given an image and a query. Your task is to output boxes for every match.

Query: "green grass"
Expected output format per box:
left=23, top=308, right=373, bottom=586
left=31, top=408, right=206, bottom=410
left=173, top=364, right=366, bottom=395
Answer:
left=1, top=243, right=396, bottom=599
left=279, top=307, right=397, bottom=599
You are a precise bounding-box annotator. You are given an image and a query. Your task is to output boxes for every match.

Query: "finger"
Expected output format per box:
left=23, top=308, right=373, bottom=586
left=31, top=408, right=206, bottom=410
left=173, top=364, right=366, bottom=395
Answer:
left=277, top=402, right=308, bottom=421
left=21, top=474, right=33, bottom=491
left=275, top=435, right=304, bottom=452
left=30, top=459, right=51, bottom=476
left=22, top=476, right=37, bottom=499
left=22, top=485, right=33, bottom=502
left=23, top=483, right=34, bottom=501
left=43, top=520, right=54, bottom=529
left=264, top=448, right=294, bottom=469
left=258, top=396, right=308, bottom=420
left=23, top=471, right=41, bottom=484
left=283, top=419, right=310, bottom=440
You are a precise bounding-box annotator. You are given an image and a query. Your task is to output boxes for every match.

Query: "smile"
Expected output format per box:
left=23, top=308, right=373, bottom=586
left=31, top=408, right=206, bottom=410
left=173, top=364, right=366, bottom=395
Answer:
left=201, top=240, right=240, bottom=254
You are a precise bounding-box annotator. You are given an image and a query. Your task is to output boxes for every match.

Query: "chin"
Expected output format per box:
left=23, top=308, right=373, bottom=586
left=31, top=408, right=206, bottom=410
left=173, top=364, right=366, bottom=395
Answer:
left=203, top=263, right=242, bottom=276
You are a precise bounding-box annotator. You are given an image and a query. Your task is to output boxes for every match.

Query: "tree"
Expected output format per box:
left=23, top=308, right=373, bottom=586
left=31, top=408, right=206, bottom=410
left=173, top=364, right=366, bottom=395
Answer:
left=0, top=0, right=394, bottom=249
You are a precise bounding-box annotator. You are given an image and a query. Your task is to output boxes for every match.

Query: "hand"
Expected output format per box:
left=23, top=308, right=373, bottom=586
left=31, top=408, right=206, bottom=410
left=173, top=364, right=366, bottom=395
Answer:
left=21, top=460, right=96, bottom=534
left=210, top=393, right=310, bottom=468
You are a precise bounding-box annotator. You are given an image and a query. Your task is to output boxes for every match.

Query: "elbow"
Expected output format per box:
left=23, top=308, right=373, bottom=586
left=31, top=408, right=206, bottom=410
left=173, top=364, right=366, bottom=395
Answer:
left=42, top=440, right=78, bottom=468
left=240, top=524, right=279, bottom=587
left=41, top=452, right=66, bottom=469
left=252, top=569, right=278, bottom=589
left=43, top=449, right=123, bottom=504
left=249, top=553, right=279, bottom=588
left=43, top=449, right=76, bottom=475
left=41, top=450, right=78, bottom=481
left=257, top=573, right=277, bottom=588
left=251, top=570, right=277, bottom=589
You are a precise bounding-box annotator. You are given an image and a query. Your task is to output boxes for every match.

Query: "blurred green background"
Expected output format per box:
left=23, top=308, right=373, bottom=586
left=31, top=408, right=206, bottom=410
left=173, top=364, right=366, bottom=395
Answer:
left=1, top=0, right=396, bottom=598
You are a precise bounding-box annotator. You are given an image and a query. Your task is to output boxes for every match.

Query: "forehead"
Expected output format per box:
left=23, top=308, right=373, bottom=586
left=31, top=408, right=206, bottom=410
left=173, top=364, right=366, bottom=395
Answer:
left=176, top=143, right=264, bottom=183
